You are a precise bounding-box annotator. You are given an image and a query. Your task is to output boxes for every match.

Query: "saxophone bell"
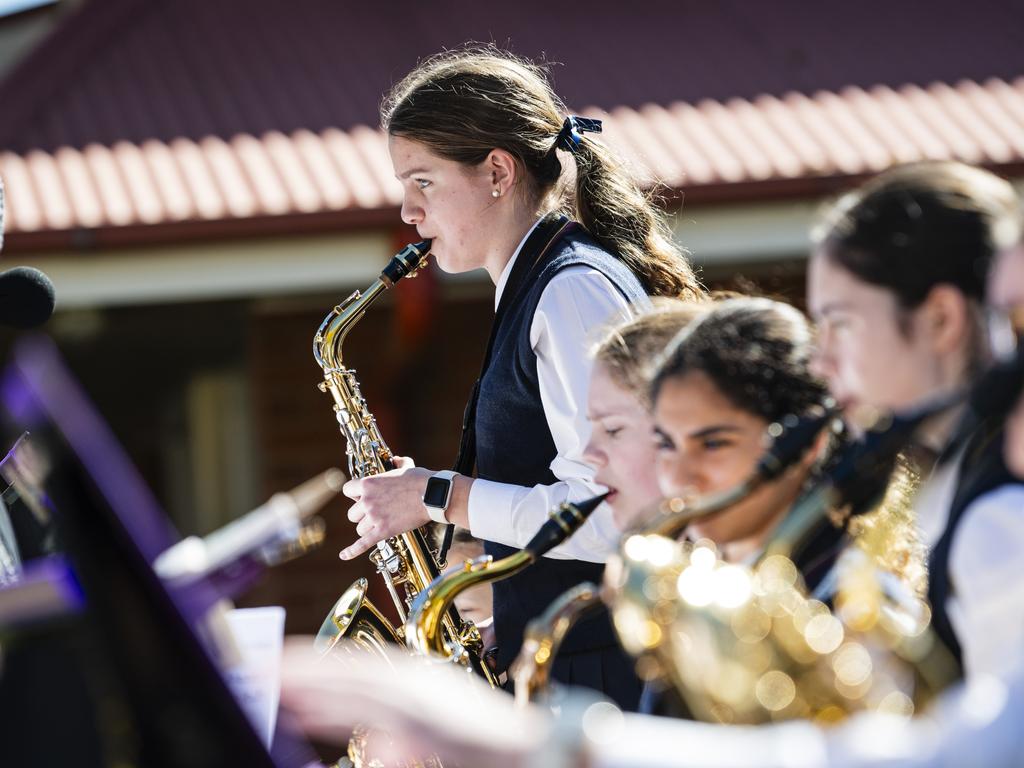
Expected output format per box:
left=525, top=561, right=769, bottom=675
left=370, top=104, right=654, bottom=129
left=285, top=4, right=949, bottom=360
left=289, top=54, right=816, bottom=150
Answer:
left=315, top=577, right=400, bottom=658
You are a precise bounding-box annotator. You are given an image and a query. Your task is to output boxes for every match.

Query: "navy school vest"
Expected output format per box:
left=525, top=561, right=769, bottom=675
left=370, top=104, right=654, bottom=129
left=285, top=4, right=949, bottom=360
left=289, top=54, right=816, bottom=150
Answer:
left=927, top=419, right=1018, bottom=673
left=460, top=216, right=647, bottom=673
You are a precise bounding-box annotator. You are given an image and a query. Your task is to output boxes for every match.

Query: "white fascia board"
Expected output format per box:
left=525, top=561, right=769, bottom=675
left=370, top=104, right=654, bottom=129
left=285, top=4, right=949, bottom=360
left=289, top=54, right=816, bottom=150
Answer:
left=1, top=200, right=835, bottom=311
left=18, top=231, right=397, bottom=310
left=671, top=199, right=820, bottom=266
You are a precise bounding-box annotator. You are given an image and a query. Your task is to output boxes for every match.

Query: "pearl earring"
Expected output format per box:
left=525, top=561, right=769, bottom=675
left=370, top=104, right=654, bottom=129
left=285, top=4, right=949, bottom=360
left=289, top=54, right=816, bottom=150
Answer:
left=492, top=189, right=500, bottom=198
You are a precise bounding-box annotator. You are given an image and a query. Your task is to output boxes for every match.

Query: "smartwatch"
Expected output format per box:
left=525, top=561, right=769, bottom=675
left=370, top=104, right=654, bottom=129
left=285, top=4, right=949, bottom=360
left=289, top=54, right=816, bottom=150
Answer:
left=422, top=470, right=457, bottom=524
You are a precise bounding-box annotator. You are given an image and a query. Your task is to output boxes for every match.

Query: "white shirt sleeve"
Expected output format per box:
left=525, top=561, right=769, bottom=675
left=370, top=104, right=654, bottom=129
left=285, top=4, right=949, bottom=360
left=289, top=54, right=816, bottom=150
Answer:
left=946, top=484, right=1024, bottom=678
left=467, top=265, right=639, bottom=563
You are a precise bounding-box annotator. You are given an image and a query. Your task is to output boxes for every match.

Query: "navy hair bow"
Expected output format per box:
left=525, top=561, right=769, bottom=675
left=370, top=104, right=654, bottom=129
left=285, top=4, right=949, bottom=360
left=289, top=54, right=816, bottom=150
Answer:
left=553, top=115, right=602, bottom=153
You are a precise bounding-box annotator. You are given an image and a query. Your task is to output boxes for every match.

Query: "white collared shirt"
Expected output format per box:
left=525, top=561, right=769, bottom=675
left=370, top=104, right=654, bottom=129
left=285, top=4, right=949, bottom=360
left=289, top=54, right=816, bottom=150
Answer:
left=466, top=219, right=641, bottom=563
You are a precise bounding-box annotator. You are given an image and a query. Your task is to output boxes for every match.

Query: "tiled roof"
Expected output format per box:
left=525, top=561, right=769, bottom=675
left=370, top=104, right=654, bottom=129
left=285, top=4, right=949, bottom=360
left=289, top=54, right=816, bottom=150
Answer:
left=3, top=77, right=1024, bottom=242
left=1, top=0, right=1022, bottom=153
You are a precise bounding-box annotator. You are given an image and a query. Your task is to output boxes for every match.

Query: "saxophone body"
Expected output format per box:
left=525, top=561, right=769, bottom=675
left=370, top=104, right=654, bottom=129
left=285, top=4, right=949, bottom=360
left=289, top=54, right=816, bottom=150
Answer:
left=313, top=240, right=490, bottom=682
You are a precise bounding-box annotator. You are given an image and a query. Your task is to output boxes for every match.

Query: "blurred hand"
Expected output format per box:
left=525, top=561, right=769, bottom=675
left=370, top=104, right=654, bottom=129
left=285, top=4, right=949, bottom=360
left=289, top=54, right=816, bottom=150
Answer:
left=340, top=456, right=431, bottom=560
left=279, top=638, right=544, bottom=768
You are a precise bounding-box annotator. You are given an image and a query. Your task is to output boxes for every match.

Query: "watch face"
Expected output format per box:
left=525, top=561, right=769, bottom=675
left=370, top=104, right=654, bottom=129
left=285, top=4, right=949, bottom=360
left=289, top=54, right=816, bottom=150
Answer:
left=423, top=476, right=451, bottom=508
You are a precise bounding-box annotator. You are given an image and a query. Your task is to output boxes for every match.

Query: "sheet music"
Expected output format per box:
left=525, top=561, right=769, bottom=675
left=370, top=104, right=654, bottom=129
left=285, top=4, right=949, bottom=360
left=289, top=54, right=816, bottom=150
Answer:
left=222, top=606, right=286, bottom=749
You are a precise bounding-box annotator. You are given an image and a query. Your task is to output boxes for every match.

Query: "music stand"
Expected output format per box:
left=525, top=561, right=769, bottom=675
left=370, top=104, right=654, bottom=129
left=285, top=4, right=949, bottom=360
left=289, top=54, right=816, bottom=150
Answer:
left=0, top=336, right=315, bottom=768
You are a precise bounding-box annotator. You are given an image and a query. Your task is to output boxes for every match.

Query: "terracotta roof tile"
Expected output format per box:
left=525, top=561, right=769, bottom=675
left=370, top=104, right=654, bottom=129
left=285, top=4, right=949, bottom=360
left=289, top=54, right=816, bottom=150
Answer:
left=171, top=138, right=226, bottom=221
left=815, top=91, right=892, bottom=172
left=838, top=86, right=921, bottom=166
left=784, top=92, right=864, bottom=175
left=958, top=80, right=1024, bottom=158
left=670, top=102, right=746, bottom=184
left=348, top=125, right=402, bottom=207
left=869, top=85, right=951, bottom=162
left=291, top=130, right=352, bottom=211
left=639, top=104, right=716, bottom=186
left=752, top=94, right=831, bottom=175
left=111, top=141, right=164, bottom=225
left=3, top=0, right=1022, bottom=154
left=4, top=77, right=1024, bottom=238
left=231, top=134, right=290, bottom=216
left=83, top=144, right=134, bottom=227
left=934, top=82, right=1013, bottom=163
left=320, top=128, right=377, bottom=210
left=726, top=98, right=803, bottom=180
left=141, top=140, right=194, bottom=221
left=903, top=84, right=984, bottom=164
left=55, top=146, right=104, bottom=228
left=263, top=131, right=321, bottom=214
left=26, top=150, right=74, bottom=230
left=200, top=136, right=258, bottom=220
left=693, top=101, right=760, bottom=181
left=0, top=153, right=42, bottom=232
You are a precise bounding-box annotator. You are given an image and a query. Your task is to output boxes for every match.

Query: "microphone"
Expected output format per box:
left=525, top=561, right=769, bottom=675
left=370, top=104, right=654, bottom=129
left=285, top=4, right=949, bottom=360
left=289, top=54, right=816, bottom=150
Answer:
left=154, top=468, right=344, bottom=582
left=0, top=267, right=56, bottom=328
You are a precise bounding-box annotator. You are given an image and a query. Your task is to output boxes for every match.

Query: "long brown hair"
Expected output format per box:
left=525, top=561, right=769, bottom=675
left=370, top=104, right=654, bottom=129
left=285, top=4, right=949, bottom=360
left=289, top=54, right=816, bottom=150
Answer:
left=382, top=47, right=703, bottom=300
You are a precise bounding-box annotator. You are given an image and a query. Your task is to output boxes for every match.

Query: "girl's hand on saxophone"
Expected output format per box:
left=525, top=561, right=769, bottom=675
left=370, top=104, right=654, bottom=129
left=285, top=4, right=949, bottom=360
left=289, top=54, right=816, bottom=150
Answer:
left=339, top=457, right=473, bottom=560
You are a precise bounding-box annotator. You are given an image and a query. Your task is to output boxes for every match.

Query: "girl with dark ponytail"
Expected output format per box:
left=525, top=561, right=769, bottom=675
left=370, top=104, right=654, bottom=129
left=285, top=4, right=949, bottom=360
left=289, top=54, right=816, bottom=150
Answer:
left=340, top=47, right=703, bottom=709
left=808, top=161, right=1023, bottom=680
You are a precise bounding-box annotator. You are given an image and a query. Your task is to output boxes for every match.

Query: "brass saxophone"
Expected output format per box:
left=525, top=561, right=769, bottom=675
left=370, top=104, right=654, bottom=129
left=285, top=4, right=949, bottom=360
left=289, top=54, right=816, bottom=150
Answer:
left=312, top=240, right=492, bottom=684
left=602, top=406, right=959, bottom=724
left=404, top=494, right=608, bottom=672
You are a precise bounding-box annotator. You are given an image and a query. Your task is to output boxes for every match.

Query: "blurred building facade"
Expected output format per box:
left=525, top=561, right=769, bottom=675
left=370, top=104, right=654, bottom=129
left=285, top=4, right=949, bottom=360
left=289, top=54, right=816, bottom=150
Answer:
left=0, top=0, right=1022, bottom=629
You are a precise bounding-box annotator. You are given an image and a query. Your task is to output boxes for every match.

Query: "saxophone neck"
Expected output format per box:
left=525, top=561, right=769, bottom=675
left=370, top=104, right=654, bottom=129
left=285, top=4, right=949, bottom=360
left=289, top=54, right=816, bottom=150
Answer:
left=313, top=240, right=430, bottom=372
left=404, top=493, right=607, bottom=660
left=314, top=279, right=388, bottom=371
left=406, top=550, right=534, bottom=657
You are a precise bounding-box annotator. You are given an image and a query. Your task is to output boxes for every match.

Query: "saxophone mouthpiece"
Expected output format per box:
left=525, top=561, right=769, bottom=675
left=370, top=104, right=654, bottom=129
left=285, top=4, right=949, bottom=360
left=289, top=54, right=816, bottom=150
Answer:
left=524, top=492, right=609, bottom=559
left=381, top=240, right=433, bottom=285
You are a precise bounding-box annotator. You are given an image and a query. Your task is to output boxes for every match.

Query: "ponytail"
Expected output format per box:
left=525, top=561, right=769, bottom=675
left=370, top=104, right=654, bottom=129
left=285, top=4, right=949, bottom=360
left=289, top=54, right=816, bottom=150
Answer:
left=570, top=137, right=702, bottom=300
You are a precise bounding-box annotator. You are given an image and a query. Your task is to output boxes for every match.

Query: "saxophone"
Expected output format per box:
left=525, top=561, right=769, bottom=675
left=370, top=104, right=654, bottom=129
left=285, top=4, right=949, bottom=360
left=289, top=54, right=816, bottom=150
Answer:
left=601, top=405, right=960, bottom=724
left=404, top=493, right=608, bottom=671
left=312, top=240, right=493, bottom=684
